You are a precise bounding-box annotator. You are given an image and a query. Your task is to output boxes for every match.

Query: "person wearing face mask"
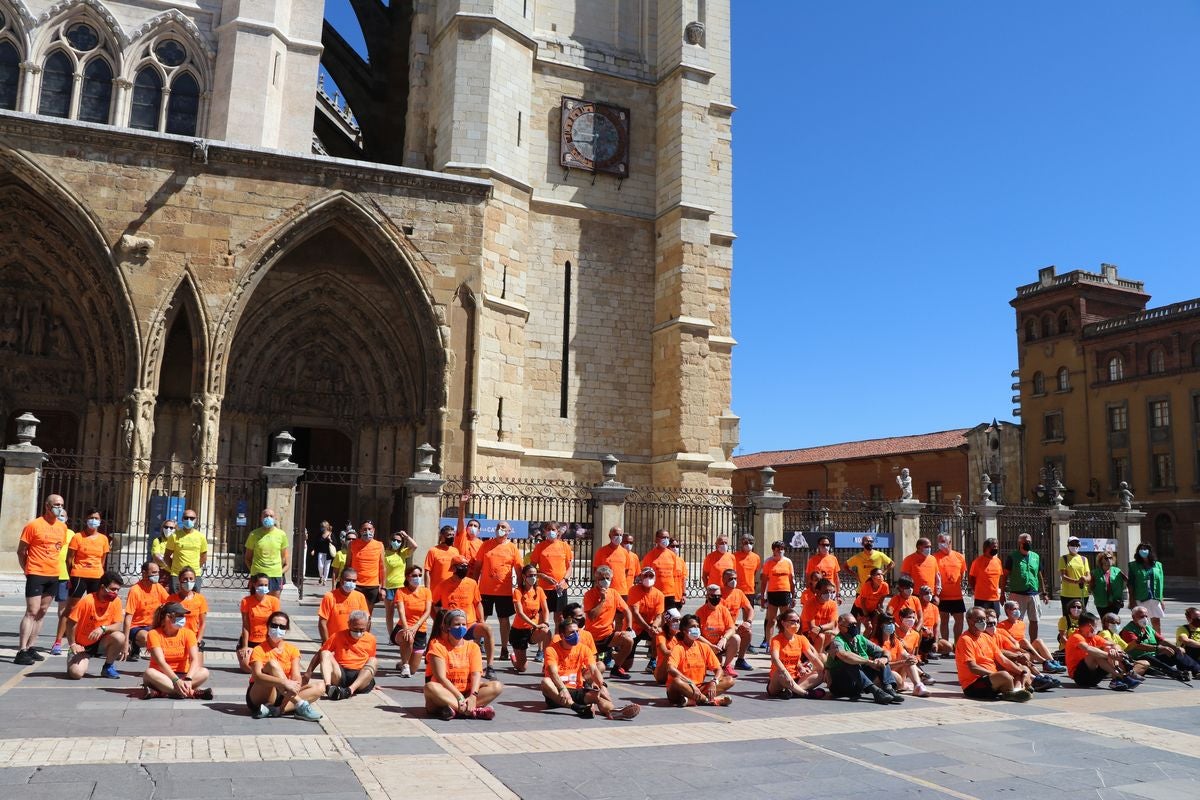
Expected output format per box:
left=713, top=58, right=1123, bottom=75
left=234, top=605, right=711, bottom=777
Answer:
left=453, top=492, right=483, bottom=564
left=621, top=533, right=641, bottom=591
left=424, top=525, right=462, bottom=595
left=318, top=567, right=370, bottom=642
left=142, top=601, right=212, bottom=699
left=392, top=566, right=433, bottom=677
left=626, top=567, right=666, bottom=673
left=166, top=566, right=208, bottom=648
left=64, top=571, right=126, bottom=679
left=733, top=535, right=761, bottom=605
left=997, top=599, right=1064, bottom=673
left=244, top=508, right=289, bottom=598
left=164, top=508, right=207, bottom=595
left=886, top=575, right=921, bottom=622
left=237, top=574, right=280, bottom=673
left=1058, top=537, right=1092, bottom=615
left=432, top=556, right=497, bottom=679
left=1120, top=607, right=1200, bottom=680
left=1057, top=600, right=1085, bottom=649
left=800, top=578, right=839, bottom=653
left=52, top=508, right=109, bottom=656
left=666, top=613, right=735, bottom=707
left=981, top=611, right=1040, bottom=694
left=768, top=610, right=827, bottom=699
left=530, top=522, right=573, bottom=623
left=347, top=521, right=386, bottom=615
left=48, top=509, right=77, bottom=659
left=968, top=537, right=1004, bottom=616
left=875, top=613, right=926, bottom=697
left=151, top=518, right=173, bottom=574
left=642, top=530, right=683, bottom=612
left=804, top=537, right=843, bottom=598
left=17, top=496, right=74, bottom=664
left=827, top=613, right=902, bottom=704
left=311, top=521, right=336, bottom=586
left=653, top=609, right=682, bottom=684
left=382, top=530, right=418, bottom=636
left=510, top=564, right=550, bottom=673
left=1128, top=542, right=1166, bottom=635
left=308, top=610, right=379, bottom=700
left=955, top=608, right=1032, bottom=702
left=424, top=608, right=503, bottom=720
left=719, top=568, right=755, bottom=671
left=1066, top=611, right=1139, bottom=691
left=916, top=585, right=952, bottom=661
left=759, top=540, right=797, bottom=652
left=845, top=535, right=894, bottom=586
left=901, top=538, right=941, bottom=604
left=594, top=526, right=637, bottom=601
left=1091, top=551, right=1128, bottom=617
left=583, top=566, right=635, bottom=680
left=475, top=521, right=523, bottom=663
left=934, top=533, right=967, bottom=643
left=697, top=583, right=742, bottom=677
left=852, top=568, right=889, bottom=639
left=702, top=535, right=737, bottom=590
left=542, top=616, right=640, bottom=720
left=1001, top=533, right=1049, bottom=641
left=1176, top=607, right=1200, bottom=679
left=121, top=561, right=168, bottom=662
left=247, top=611, right=325, bottom=720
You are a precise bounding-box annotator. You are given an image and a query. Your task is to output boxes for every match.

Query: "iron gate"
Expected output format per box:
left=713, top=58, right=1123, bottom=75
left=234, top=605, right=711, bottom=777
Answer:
left=782, top=495, right=894, bottom=599
left=921, top=501, right=979, bottom=592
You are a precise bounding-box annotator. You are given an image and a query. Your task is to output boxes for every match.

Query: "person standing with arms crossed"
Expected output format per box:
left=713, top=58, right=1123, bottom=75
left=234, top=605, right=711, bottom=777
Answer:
left=14, top=495, right=68, bottom=665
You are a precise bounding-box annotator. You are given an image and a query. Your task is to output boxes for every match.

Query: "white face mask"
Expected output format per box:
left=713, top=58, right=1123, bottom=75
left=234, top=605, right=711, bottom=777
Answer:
left=349, top=630, right=366, bottom=639
left=610, top=535, right=622, bottom=546
left=597, top=579, right=611, bottom=589
left=254, top=585, right=269, bottom=596
left=148, top=575, right=160, bottom=584
left=182, top=580, right=195, bottom=591
left=716, top=543, right=728, bottom=554
left=267, top=626, right=286, bottom=641
left=467, top=526, right=479, bottom=538
left=623, top=543, right=633, bottom=551
left=1068, top=546, right=1079, bottom=555
left=641, top=577, right=655, bottom=588
left=741, top=543, right=753, bottom=552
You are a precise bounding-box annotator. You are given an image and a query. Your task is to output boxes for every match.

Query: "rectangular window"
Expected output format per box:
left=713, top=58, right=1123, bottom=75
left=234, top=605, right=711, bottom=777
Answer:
left=1150, top=400, right=1171, bottom=428
left=1043, top=411, right=1064, bottom=441
left=869, top=484, right=883, bottom=502
left=927, top=482, right=943, bottom=505
left=1110, top=456, right=1129, bottom=489
left=807, top=489, right=820, bottom=508
left=1192, top=392, right=1200, bottom=423
left=1152, top=453, right=1174, bottom=489
left=1108, top=405, right=1128, bottom=432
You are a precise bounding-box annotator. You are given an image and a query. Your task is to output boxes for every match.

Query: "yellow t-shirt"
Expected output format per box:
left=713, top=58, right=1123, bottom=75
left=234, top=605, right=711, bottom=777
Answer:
left=165, top=529, right=209, bottom=575
left=845, top=550, right=893, bottom=584
left=384, top=546, right=414, bottom=589
left=1059, top=554, right=1091, bottom=599
left=58, top=529, right=76, bottom=581
left=1098, top=628, right=1128, bottom=651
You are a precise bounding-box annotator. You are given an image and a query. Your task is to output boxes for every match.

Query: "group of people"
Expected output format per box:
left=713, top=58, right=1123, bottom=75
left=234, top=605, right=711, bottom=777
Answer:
left=14, top=494, right=1197, bottom=724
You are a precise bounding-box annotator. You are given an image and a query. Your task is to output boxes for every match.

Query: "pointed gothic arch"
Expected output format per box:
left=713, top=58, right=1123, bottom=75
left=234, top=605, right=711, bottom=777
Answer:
left=142, top=270, right=208, bottom=395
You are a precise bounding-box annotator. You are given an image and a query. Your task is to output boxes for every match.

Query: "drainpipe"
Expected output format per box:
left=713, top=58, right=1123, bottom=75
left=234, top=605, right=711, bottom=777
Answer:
left=460, top=285, right=480, bottom=491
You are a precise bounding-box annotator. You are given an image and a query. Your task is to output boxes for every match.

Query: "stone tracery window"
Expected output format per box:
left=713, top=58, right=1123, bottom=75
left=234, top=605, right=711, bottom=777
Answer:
left=36, top=20, right=115, bottom=123
left=128, top=33, right=203, bottom=136
left=0, top=8, right=20, bottom=111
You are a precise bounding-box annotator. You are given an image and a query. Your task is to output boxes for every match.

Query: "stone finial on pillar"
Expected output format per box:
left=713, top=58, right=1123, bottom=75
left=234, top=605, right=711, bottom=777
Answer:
left=749, top=473, right=788, bottom=564
left=980, top=473, right=993, bottom=506
left=271, top=430, right=297, bottom=467
left=600, top=454, right=620, bottom=485
left=759, top=466, right=777, bottom=493
left=0, top=412, right=49, bottom=573
left=415, top=442, right=437, bottom=475
left=12, top=412, right=40, bottom=449
left=406, top=445, right=446, bottom=554
left=1049, top=479, right=1066, bottom=508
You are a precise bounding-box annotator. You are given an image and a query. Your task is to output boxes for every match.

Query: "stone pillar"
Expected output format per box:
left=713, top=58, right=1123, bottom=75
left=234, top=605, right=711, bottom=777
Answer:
left=261, top=432, right=304, bottom=599
left=1112, top=510, right=1147, bottom=574
left=1048, top=505, right=1074, bottom=595
left=892, top=501, right=925, bottom=568
left=749, top=468, right=787, bottom=565
left=590, top=455, right=632, bottom=552
left=0, top=414, right=47, bottom=574
left=406, top=443, right=446, bottom=554
left=975, top=503, right=1003, bottom=556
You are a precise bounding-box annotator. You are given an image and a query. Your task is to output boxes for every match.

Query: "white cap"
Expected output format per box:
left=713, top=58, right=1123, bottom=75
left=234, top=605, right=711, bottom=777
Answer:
left=666, top=608, right=682, bottom=620
left=706, top=583, right=721, bottom=592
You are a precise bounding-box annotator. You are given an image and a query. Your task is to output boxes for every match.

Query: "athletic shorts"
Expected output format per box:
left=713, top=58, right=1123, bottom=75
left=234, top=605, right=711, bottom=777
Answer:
left=963, top=675, right=1000, bottom=699
left=358, top=585, right=381, bottom=606
left=594, top=634, right=615, bottom=654
left=129, top=625, right=151, bottom=644
left=268, top=576, right=284, bottom=593
left=939, top=598, right=966, bottom=614
left=69, top=577, right=103, bottom=599
left=482, top=594, right=515, bottom=618
left=390, top=625, right=429, bottom=652
left=973, top=599, right=1002, bottom=616
left=384, top=588, right=399, bottom=601
left=55, top=580, right=70, bottom=602
left=1071, top=662, right=1107, bottom=688
left=664, top=596, right=684, bottom=611
left=766, top=591, right=793, bottom=608
left=1136, top=599, right=1166, bottom=619
left=337, top=667, right=376, bottom=693
left=25, top=574, right=59, bottom=598
left=245, top=683, right=285, bottom=714
left=545, top=588, right=568, bottom=613
left=509, top=627, right=533, bottom=650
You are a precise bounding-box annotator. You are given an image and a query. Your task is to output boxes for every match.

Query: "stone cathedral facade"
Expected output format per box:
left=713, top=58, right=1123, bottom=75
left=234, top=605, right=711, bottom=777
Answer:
left=0, top=0, right=738, bottom=513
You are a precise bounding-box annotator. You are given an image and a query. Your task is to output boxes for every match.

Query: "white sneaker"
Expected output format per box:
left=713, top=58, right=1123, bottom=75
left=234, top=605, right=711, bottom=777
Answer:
left=915, top=683, right=931, bottom=698
left=400, top=664, right=412, bottom=678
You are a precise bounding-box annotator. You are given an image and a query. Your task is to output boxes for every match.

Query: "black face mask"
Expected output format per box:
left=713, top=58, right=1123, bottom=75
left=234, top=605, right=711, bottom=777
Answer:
left=989, top=547, right=999, bottom=556
left=844, top=623, right=860, bottom=638
left=707, top=596, right=721, bottom=606
left=453, top=565, right=470, bottom=578
left=1020, top=542, right=1031, bottom=552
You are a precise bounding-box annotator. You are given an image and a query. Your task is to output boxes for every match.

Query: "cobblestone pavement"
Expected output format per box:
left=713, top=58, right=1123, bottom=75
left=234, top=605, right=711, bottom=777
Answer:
left=1, top=584, right=1197, bottom=799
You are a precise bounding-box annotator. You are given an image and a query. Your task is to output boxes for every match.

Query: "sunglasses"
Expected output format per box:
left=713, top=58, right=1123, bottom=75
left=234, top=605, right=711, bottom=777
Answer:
left=183, top=516, right=197, bottom=520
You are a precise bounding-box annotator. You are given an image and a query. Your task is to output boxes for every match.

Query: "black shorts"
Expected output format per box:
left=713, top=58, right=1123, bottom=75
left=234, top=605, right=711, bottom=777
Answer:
left=973, top=600, right=1002, bottom=615
left=391, top=625, right=429, bottom=651
left=509, top=627, right=533, bottom=650
left=358, top=585, right=381, bottom=606
left=940, top=598, right=967, bottom=614
left=69, top=577, right=103, bottom=599
left=130, top=625, right=151, bottom=644
left=1072, top=662, right=1107, bottom=688
left=963, top=675, right=1000, bottom=699
left=545, top=588, right=568, bottom=613
left=766, top=591, right=793, bottom=609
left=547, top=686, right=591, bottom=707
left=483, top=594, right=515, bottom=618
left=664, top=597, right=684, bottom=611
left=594, top=634, right=615, bottom=654
left=25, top=574, right=59, bottom=598
left=245, top=683, right=285, bottom=714
left=338, top=667, right=376, bottom=693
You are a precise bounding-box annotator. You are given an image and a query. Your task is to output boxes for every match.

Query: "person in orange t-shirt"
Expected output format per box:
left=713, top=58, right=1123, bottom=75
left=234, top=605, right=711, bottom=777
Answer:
left=998, top=600, right=1061, bottom=671
left=767, top=609, right=827, bottom=698
left=653, top=609, right=683, bottom=684
left=424, top=526, right=462, bottom=595
left=804, top=536, right=843, bottom=596
left=760, top=540, right=796, bottom=650
left=54, top=508, right=112, bottom=653
left=433, top=557, right=496, bottom=678
left=348, top=521, right=386, bottom=613
left=594, top=526, right=637, bottom=598
left=733, top=535, right=762, bottom=597
left=666, top=614, right=735, bottom=707
left=142, top=601, right=211, bottom=699
left=530, top=523, right=573, bottom=622
left=934, top=532, right=968, bottom=641
left=719, top=568, right=756, bottom=671
left=801, top=578, right=840, bottom=652
left=874, top=613, right=927, bottom=696
left=900, top=539, right=941, bottom=600
left=702, top=535, right=737, bottom=590
left=237, top=573, right=282, bottom=673
left=65, top=570, right=126, bottom=680
left=968, top=538, right=1004, bottom=614
left=625, top=567, right=666, bottom=671
left=16, top=495, right=69, bottom=664
left=697, top=583, right=740, bottom=675
left=452, top=493, right=483, bottom=566
left=621, top=533, right=641, bottom=590
left=643, top=532, right=683, bottom=610
left=166, top=566, right=208, bottom=644
left=423, top=608, right=504, bottom=720
left=583, top=566, right=634, bottom=679
left=247, top=611, right=325, bottom=720
left=309, top=610, right=379, bottom=699
left=886, top=576, right=922, bottom=622
left=955, top=607, right=1029, bottom=701
left=392, top=565, right=434, bottom=677
left=916, top=586, right=952, bottom=660
left=1064, top=612, right=1135, bottom=689
left=541, top=616, right=640, bottom=720
left=319, top=568, right=371, bottom=640
left=123, top=560, right=169, bottom=661
left=852, top=568, right=890, bottom=638
left=510, top=563, right=550, bottom=673
left=474, top=522, right=522, bottom=660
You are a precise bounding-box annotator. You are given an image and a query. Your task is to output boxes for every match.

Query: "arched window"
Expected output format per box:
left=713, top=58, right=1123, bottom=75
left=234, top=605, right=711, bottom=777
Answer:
left=129, top=66, right=162, bottom=131
left=126, top=34, right=206, bottom=135
left=78, top=57, right=112, bottom=123
left=1193, top=340, right=1200, bottom=367
left=1032, top=371, right=1045, bottom=395
left=1058, top=310, right=1072, bottom=333
left=1024, top=318, right=1038, bottom=342
left=1042, top=313, right=1056, bottom=337
left=0, top=4, right=19, bottom=111
left=1107, top=355, right=1124, bottom=382
left=38, top=50, right=72, bottom=117
left=1148, top=347, right=1166, bottom=375
left=166, top=71, right=200, bottom=136
left=1056, top=367, right=1070, bottom=391
left=36, top=21, right=117, bottom=124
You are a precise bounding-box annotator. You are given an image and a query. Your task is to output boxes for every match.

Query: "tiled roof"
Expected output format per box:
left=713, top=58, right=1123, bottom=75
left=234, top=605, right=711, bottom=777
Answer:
left=733, top=429, right=971, bottom=470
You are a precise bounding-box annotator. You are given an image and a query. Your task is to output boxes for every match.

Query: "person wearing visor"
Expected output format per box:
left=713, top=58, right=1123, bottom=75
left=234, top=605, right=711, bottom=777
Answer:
left=142, top=601, right=212, bottom=700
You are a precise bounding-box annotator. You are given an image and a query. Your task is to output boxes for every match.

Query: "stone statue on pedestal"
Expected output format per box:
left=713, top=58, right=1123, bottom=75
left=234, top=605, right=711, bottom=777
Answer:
left=896, top=468, right=913, bottom=501
left=1118, top=481, right=1134, bottom=511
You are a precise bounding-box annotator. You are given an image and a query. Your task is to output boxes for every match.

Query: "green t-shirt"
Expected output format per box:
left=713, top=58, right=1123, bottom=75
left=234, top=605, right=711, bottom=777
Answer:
left=829, top=632, right=881, bottom=676
left=1005, top=550, right=1041, bottom=594
left=245, top=526, right=289, bottom=577
left=1120, top=620, right=1158, bottom=656
left=166, top=529, right=208, bottom=575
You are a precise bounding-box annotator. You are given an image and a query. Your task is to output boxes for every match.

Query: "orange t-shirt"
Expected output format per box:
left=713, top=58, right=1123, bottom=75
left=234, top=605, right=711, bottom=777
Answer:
left=69, top=592, right=123, bottom=646
left=770, top=632, right=809, bottom=678
left=593, top=543, right=637, bottom=595
left=667, top=640, right=720, bottom=686
left=969, top=555, right=1003, bottom=601
left=511, top=585, right=546, bottom=629
left=453, top=527, right=482, bottom=565
left=1066, top=631, right=1106, bottom=674
left=720, top=587, right=751, bottom=622
left=887, top=594, right=922, bottom=622
left=543, top=637, right=597, bottom=688
left=20, top=516, right=67, bottom=577
left=801, top=598, right=838, bottom=634
left=733, top=550, right=761, bottom=593
left=762, top=556, right=795, bottom=593
left=148, top=626, right=196, bottom=673
left=423, top=545, right=461, bottom=594
left=68, top=532, right=110, bottom=579
left=994, top=625, right=1021, bottom=652
left=997, top=618, right=1026, bottom=642
left=805, top=553, right=842, bottom=589
left=425, top=636, right=481, bottom=691
left=901, top=553, right=939, bottom=593
left=642, top=547, right=682, bottom=599
left=702, top=550, right=737, bottom=589
left=881, top=635, right=907, bottom=663
left=319, top=588, right=370, bottom=637
left=935, top=549, right=967, bottom=601
left=126, top=581, right=169, bottom=628
left=582, top=587, right=629, bottom=640
left=919, top=602, right=940, bottom=633
left=531, top=539, right=573, bottom=585
left=239, top=593, right=281, bottom=643
left=697, top=602, right=735, bottom=644
left=433, top=577, right=482, bottom=625
left=166, top=592, right=208, bottom=635
left=476, top=538, right=522, bottom=595
left=901, top=627, right=920, bottom=653
left=955, top=633, right=998, bottom=688
left=854, top=580, right=889, bottom=613
left=397, top=586, right=432, bottom=631
left=627, top=585, right=665, bottom=634
left=250, top=641, right=300, bottom=680
left=349, top=538, right=385, bottom=586
left=321, top=629, right=377, bottom=670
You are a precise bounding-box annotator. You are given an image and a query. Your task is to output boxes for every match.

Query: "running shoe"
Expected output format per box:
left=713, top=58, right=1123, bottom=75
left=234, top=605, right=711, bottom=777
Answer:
left=644, top=658, right=657, bottom=673
left=723, top=665, right=738, bottom=678
left=806, top=688, right=827, bottom=700
left=28, top=648, right=45, bottom=661
left=50, top=641, right=63, bottom=656
left=734, top=658, right=753, bottom=672
left=483, top=665, right=497, bottom=681
left=195, top=687, right=214, bottom=700
left=610, top=703, right=640, bottom=720
left=13, top=650, right=34, bottom=666
left=470, top=706, right=495, bottom=720
left=1004, top=688, right=1032, bottom=702
left=1110, top=678, right=1131, bottom=692
left=610, top=666, right=631, bottom=680
left=399, top=664, right=412, bottom=678
left=436, top=706, right=455, bottom=721
left=293, top=701, right=323, bottom=721
left=101, top=664, right=120, bottom=679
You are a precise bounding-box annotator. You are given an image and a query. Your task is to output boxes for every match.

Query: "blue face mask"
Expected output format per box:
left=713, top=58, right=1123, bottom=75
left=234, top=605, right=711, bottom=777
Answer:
left=564, top=631, right=580, bottom=646
left=882, top=623, right=896, bottom=636
left=172, top=616, right=186, bottom=629
left=262, top=517, right=275, bottom=528
left=86, top=519, right=102, bottom=530
left=390, top=540, right=402, bottom=549
left=449, top=624, right=469, bottom=640
left=181, top=519, right=194, bottom=530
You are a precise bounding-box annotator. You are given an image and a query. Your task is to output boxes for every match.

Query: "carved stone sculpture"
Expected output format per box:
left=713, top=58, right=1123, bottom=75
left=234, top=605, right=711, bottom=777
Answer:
left=895, top=467, right=913, bottom=501
left=1118, top=481, right=1134, bottom=511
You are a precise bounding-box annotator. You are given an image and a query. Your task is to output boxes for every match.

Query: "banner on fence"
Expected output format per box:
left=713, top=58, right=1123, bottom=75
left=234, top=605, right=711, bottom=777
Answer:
left=439, top=517, right=532, bottom=539
left=790, top=531, right=892, bottom=549
left=1075, top=537, right=1118, bottom=554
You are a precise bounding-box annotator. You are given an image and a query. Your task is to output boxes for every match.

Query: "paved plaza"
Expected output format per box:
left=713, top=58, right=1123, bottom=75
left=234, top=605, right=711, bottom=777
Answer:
left=1, top=584, right=1198, bottom=800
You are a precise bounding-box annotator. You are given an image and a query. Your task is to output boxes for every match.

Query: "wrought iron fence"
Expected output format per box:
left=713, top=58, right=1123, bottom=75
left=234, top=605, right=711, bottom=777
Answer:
left=996, top=503, right=1051, bottom=556
left=624, top=487, right=753, bottom=597
left=440, top=476, right=596, bottom=591
left=921, top=502, right=979, bottom=591
left=782, top=496, right=893, bottom=599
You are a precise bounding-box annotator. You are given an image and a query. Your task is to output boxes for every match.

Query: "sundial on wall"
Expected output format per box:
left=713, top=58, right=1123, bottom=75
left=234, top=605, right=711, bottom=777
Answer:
left=559, top=97, right=630, bottom=177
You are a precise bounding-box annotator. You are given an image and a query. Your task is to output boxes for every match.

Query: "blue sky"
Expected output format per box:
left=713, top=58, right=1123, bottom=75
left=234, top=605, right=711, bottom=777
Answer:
left=324, top=2, right=1200, bottom=456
